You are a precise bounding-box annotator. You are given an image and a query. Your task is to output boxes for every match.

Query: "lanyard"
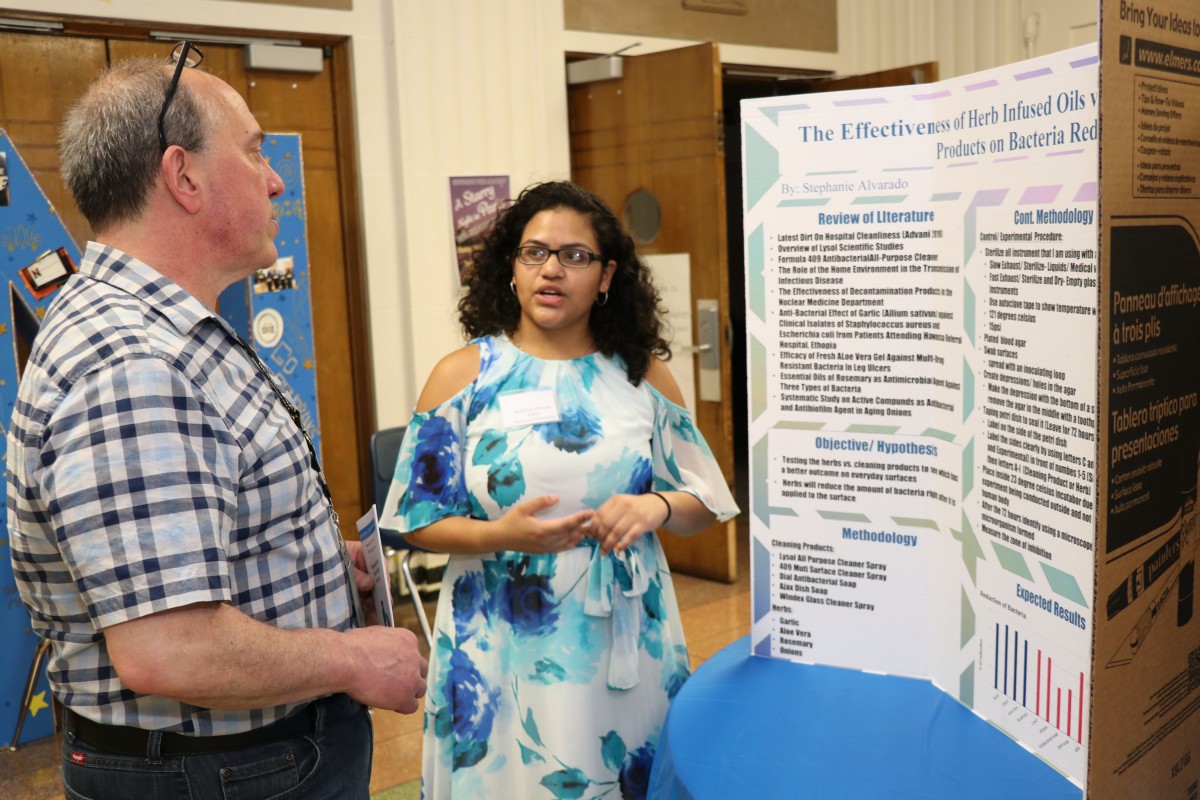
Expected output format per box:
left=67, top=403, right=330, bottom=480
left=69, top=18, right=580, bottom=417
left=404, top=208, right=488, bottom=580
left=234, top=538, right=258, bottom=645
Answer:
left=232, top=332, right=366, bottom=625
left=234, top=334, right=339, bottom=528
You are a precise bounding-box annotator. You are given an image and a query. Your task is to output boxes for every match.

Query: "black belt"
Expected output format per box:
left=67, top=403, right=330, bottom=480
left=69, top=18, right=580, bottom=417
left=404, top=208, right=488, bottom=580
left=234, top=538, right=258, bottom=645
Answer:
left=65, top=693, right=362, bottom=756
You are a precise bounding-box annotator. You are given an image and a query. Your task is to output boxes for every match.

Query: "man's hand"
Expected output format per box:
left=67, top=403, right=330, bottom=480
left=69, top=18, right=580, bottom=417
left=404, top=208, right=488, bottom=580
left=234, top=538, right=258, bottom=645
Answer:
left=106, top=602, right=428, bottom=713
left=345, top=540, right=377, bottom=595
left=343, top=626, right=429, bottom=714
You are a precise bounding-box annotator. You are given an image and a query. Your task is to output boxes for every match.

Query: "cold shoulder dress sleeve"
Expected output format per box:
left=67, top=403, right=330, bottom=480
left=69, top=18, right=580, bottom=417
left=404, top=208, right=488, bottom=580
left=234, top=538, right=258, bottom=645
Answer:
left=380, top=335, right=738, bottom=800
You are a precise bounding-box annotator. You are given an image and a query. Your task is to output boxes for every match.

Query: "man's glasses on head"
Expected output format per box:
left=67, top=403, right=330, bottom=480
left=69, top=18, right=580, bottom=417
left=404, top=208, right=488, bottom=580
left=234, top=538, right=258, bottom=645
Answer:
left=157, top=40, right=204, bottom=153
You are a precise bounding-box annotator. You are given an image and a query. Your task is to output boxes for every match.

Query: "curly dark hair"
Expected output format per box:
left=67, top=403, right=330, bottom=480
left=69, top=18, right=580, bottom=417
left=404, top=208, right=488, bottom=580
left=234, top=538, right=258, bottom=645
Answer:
left=458, top=181, right=670, bottom=385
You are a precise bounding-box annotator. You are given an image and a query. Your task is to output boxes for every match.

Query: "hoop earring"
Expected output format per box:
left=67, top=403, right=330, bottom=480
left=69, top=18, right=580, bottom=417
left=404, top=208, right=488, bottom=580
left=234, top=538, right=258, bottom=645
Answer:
left=510, top=281, right=517, bottom=295
left=595, top=291, right=609, bottom=307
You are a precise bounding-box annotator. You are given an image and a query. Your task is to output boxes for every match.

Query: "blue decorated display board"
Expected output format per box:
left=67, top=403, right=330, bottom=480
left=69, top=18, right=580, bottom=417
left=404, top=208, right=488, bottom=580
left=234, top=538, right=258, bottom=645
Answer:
left=218, top=133, right=322, bottom=460
left=0, top=129, right=79, bottom=745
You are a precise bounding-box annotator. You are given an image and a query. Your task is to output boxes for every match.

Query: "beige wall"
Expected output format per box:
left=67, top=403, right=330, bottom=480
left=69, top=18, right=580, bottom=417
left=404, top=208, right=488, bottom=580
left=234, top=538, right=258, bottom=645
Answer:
left=565, top=0, right=838, bottom=52
left=0, top=0, right=1096, bottom=429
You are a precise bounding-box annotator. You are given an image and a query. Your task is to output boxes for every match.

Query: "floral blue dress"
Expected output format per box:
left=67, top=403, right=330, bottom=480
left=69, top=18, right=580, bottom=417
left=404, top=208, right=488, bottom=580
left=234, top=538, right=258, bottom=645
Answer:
left=381, top=335, right=738, bottom=800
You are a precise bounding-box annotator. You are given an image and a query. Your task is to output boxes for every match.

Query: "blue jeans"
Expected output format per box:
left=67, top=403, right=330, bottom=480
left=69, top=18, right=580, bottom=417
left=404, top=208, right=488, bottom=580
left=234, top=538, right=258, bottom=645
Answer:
left=61, top=703, right=373, bottom=800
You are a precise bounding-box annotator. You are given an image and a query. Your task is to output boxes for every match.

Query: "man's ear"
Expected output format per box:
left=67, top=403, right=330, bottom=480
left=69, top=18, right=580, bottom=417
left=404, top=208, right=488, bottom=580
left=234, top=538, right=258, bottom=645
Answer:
left=160, top=146, right=203, bottom=214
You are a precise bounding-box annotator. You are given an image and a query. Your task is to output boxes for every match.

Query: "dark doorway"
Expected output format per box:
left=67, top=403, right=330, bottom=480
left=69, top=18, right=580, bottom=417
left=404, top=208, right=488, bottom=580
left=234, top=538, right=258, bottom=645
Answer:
left=722, top=71, right=829, bottom=509
left=721, top=64, right=936, bottom=509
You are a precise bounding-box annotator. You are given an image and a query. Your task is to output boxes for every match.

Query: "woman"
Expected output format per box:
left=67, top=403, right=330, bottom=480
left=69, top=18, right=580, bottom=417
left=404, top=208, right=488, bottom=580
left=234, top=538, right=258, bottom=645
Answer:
left=381, top=181, right=738, bottom=799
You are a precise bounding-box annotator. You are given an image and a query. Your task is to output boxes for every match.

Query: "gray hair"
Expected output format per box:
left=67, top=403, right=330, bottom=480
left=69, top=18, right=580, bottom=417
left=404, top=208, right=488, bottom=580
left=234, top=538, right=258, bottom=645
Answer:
left=60, top=58, right=213, bottom=232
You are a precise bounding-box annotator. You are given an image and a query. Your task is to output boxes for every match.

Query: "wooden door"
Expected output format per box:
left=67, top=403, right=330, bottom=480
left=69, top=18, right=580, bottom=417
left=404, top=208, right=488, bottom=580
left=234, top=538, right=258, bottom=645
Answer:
left=1, top=31, right=368, bottom=541
left=569, top=43, right=737, bottom=581
left=0, top=33, right=104, bottom=244
left=110, top=40, right=367, bottom=540
left=246, top=59, right=366, bottom=542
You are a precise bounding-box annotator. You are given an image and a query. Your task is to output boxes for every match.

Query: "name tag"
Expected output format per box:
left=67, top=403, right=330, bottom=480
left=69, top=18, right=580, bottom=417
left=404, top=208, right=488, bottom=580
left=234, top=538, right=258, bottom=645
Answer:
left=498, top=388, right=560, bottom=428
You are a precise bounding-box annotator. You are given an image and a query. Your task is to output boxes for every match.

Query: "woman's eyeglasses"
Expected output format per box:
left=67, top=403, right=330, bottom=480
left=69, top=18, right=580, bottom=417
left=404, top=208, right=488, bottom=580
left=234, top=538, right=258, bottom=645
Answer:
left=515, top=245, right=600, bottom=269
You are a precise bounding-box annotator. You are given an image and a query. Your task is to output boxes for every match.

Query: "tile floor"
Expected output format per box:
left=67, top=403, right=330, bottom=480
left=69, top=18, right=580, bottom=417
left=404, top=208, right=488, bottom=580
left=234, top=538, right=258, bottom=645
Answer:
left=1, top=535, right=751, bottom=800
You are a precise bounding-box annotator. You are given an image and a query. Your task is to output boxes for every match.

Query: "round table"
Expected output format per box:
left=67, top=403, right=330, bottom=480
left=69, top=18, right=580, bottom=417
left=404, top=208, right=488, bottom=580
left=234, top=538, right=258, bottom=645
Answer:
left=648, top=636, right=1083, bottom=799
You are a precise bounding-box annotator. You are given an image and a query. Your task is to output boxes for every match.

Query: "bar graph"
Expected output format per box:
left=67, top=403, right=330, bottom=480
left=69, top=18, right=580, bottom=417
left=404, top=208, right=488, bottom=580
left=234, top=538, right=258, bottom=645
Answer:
left=992, top=622, right=1086, bottom=744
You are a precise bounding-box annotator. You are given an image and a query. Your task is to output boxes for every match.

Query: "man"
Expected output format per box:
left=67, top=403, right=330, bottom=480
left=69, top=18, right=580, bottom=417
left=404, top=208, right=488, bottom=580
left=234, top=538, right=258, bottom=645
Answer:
left=6, top=45, right=426, bottom=799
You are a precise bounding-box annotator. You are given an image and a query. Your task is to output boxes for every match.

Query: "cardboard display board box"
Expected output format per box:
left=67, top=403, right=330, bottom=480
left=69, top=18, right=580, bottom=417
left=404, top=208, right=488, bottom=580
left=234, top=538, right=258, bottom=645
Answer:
left=743, top=2, right=1199, bottom=796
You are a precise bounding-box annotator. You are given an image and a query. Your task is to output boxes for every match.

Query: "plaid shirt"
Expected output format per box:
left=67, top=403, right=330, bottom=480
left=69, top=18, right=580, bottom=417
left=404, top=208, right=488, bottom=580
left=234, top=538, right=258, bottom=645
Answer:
left=6, top=243, right=357, bottom=735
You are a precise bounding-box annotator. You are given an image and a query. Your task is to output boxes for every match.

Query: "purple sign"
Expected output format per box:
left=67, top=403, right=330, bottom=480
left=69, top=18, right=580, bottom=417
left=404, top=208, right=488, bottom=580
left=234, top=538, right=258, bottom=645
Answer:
left=450, top=175, right=509, bottom=282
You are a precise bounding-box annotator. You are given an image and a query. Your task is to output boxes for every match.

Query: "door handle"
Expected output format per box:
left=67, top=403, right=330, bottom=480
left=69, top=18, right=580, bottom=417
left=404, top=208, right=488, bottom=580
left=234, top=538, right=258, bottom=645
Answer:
left=679, top=343, right=713, bottom=353
left=696, top=299, right=721, bottom=402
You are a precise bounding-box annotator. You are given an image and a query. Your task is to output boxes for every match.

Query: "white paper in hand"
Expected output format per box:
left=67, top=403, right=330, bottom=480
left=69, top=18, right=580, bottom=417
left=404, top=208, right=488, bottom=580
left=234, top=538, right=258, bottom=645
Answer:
left=355, top=506, right=395, bottom=627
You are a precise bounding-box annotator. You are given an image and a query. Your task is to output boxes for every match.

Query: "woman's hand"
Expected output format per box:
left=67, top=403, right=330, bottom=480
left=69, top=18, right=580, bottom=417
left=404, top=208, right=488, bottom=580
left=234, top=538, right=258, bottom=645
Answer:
left=496, top=494, right=595, bottom=553
left=590, top=493, right=671, bottom=555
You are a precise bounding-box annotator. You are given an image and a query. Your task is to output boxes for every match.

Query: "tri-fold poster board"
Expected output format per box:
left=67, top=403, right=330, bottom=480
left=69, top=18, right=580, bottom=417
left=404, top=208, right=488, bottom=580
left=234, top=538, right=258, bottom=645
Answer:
left=745, top=1, right=1200, bottom=796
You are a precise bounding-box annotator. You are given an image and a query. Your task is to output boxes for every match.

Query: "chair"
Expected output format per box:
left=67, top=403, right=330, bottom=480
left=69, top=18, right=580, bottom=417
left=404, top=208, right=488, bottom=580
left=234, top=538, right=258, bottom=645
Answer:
left=8, top=637, right=51, bottom=751
left=369, top=427, right=433, bottom=649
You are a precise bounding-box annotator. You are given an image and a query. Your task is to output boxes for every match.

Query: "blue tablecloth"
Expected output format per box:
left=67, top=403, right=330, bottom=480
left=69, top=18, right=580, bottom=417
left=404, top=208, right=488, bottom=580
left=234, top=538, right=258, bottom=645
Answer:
left=648, top=636, right=1083, bottom=800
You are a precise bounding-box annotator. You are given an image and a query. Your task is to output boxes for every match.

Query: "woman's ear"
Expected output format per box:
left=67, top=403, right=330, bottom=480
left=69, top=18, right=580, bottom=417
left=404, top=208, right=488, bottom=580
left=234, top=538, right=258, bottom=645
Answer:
left=600, top=260, right=617, bottom=293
